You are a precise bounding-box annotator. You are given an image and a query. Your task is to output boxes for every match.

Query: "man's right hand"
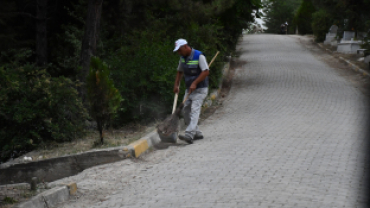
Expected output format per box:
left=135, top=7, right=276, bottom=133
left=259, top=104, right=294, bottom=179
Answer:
left=173, top=86, right=179, bottom=94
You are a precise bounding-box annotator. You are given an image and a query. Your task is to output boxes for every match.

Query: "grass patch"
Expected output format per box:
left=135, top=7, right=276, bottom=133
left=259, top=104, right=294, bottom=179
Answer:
left=2, top=196, right=17, bottom=204
left=8, top=123, right=157, bottom=164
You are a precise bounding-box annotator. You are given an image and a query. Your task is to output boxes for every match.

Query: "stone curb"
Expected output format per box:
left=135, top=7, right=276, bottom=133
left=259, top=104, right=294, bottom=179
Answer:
left=0, top=61, right=230, bottom=185
left=0, top=146, right=132, bottom=185
left=338, top=56, right=370, bottom=76
left=317, top=43, right=369, bottom=77
left=15, top=183, right=77, bottom=208
left=0, top=59, right=231, bottom=207
left=128, top=130, right=161, bottom=158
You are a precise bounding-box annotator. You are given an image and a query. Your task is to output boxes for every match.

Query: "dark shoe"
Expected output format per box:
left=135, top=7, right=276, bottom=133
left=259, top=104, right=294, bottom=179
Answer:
left=179, top=134, right=193, bottom=144
left=194, top=133, right=204, bottom=140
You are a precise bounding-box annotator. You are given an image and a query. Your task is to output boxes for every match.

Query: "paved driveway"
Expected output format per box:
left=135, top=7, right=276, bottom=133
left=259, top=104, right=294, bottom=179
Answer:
left=56, top=35, right=369, bottom=208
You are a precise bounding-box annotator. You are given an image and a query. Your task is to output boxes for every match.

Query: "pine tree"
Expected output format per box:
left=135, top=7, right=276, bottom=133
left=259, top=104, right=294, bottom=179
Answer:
left=86, top=57, right=122, bottom=144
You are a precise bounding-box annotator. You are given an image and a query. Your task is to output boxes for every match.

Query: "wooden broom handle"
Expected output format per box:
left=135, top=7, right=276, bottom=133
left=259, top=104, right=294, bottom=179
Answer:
left=182, top=51, right=220, bottom=104
left=172, top=93, right=179, bottom=114
left=208, top=51, right=220, bottom=68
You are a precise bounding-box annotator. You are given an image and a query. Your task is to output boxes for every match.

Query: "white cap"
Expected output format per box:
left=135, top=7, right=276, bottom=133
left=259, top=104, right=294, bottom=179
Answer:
left=173, top=39, right=188, bottom=52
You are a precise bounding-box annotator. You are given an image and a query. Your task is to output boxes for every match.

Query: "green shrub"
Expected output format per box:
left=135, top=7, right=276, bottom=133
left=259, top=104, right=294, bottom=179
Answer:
left=312, top=9, right=332, bottom=42
left=106, top=31, right=223, bottom=125
left=86, top=57, right=122, bottom=144
left=0, top=64, right=87, bottom=161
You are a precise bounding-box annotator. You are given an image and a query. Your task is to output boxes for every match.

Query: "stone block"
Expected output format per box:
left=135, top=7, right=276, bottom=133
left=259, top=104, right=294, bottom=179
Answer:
left=129, top=139, right=149, bottom=158
left=343, top=31, right=355, bottom=41
left=365, top=55, right=370, bottom=64
left=0, top=147, right=132, bottom=185
left=331, top=40, right=338, bottom=47
left=329, top=25, right=338, bottom=34
left=67, top=182, right=77, bottom=195
left=15, top=196, right=44, bottom=208
left=337, top=42, right=361, bottom=54
left=42, top=186, right=69, bottom=207
left=324, top=34, right=336, bottom=45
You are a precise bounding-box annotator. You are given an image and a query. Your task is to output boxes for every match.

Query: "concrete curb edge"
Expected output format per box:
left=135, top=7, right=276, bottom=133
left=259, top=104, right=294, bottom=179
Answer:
left=15, top=183, right=77, bottom=208
left=128, top=130, right=160, bottom=158
left=338, top=56, right=370, bottom=76
left=317, top=43, right=369, bottom=77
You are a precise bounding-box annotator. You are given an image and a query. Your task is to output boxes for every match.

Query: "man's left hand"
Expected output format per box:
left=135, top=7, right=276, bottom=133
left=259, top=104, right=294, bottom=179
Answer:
left=189, top=82, right=197, bottom=93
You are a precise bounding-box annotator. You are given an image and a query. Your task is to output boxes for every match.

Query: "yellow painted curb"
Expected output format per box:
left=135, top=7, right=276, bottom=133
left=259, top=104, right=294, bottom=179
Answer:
left=67, top=182, right=77, bottom=195
left=129, top=139, right=149, bottom=158
left=210, top=94, right=217, bottom=101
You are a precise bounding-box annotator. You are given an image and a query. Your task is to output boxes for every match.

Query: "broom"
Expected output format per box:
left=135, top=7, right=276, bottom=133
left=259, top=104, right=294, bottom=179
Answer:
left=157, top=51, right=220, bottom=137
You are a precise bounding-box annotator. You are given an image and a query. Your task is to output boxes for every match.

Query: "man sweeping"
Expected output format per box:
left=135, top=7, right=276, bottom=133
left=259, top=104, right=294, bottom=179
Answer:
left=173, top=39, right=209, bottom=144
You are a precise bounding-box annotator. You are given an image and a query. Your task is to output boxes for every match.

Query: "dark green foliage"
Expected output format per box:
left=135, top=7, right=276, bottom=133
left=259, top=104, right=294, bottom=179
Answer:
left=263, top=0, right=302, bottom=34
left=107, top=36, right=180, bottom=123
left=86, top=57, right=122, bottom=144
left=361, top=0, right=370, bottom=52
left=265, top=0, right=370, bottom=41
left=311, top=0, right=370, bottom=35
left=217, top=0, right=263, bottom=49
left=311, top=9, right=332, bottom=42
left=0, top=50, right=87, bottom=161
left=100, top=0, right=259, bottom=125
left=293, top=0, right=316, bottom=34
left=0, top=0, right=262, bottom=155
left=105, top=24, right=226, bottom=124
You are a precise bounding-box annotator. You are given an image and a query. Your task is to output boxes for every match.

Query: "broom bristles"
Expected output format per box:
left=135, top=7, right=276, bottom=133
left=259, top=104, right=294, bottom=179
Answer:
left=157, top=103, right=184, bottom=135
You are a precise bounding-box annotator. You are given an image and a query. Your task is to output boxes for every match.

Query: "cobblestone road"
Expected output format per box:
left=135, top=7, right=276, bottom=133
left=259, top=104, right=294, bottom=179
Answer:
left=56, top=35, right=369, bottom=208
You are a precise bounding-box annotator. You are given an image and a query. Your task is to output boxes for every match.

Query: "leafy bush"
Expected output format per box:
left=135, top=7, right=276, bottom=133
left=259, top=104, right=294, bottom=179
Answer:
left=106, top=31, right=223, bottom=125
left=86, top=57, right=122, bottom=144
left=312, top=9, right=332, bottom=42
left=107, top=35, right=181, bottom=124
left=0, top=63, right=87, bottom=161
left=0, top=0, right=257, bottom=152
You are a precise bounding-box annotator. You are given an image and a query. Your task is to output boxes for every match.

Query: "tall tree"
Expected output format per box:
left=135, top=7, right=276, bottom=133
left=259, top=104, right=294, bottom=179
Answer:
left=0, top=0, right=49, bottom=66
left=263, top=0, right=302, bottom=33
left=311, top=0, right=370, bottom=33
left=80, top=0, right=103, bottom=99
left=86, top=57, right=122, bottom=144
left=293, top=0, right=316, bottom=34
left=36, top=0, right=48, bottom=66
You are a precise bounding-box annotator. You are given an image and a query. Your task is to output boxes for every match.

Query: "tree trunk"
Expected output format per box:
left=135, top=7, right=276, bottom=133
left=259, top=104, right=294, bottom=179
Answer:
left=80, top=0, right=104, bottom=99
left=36, top=0, right=48, bottom=67
left=97, top=118, right=104, bottom=144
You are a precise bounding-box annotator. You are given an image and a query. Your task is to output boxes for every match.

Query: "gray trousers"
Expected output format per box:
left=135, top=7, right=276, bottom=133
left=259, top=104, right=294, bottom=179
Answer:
left=183, top=87, right=208, bottom=138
